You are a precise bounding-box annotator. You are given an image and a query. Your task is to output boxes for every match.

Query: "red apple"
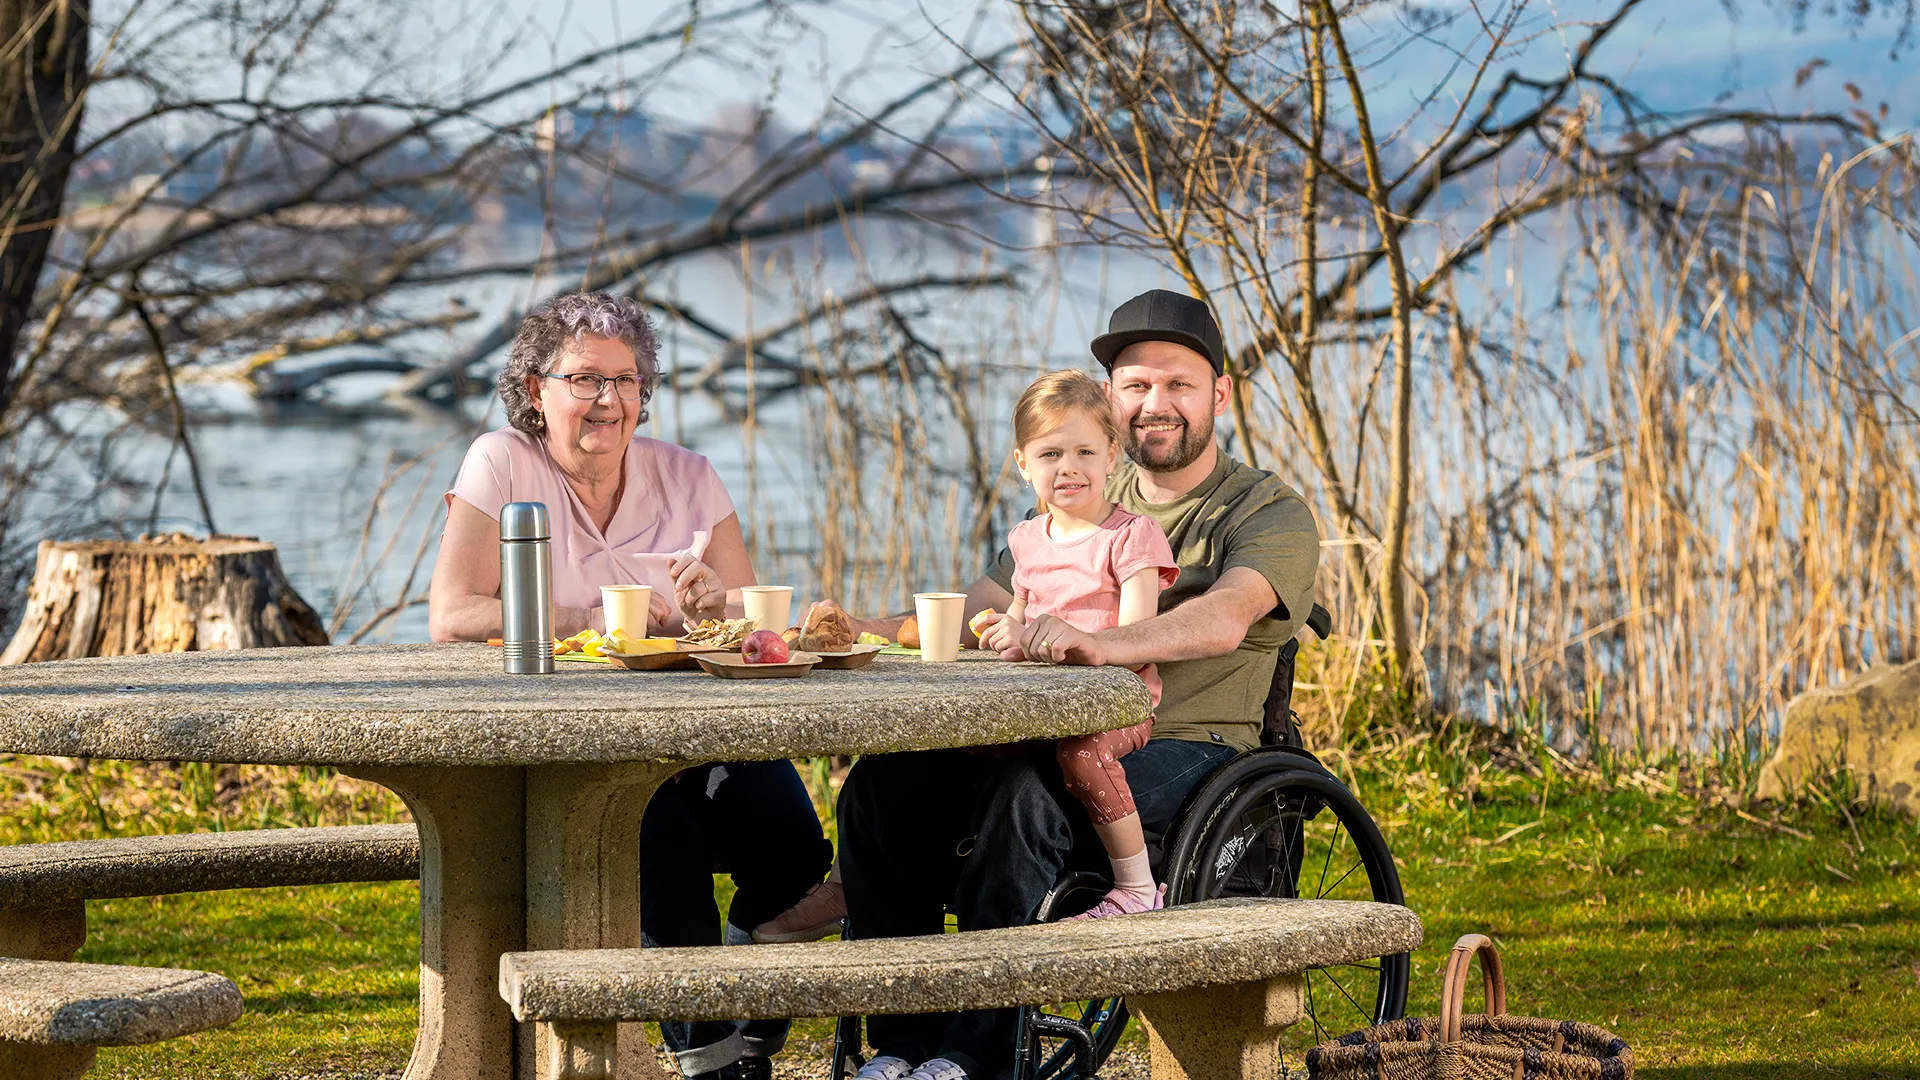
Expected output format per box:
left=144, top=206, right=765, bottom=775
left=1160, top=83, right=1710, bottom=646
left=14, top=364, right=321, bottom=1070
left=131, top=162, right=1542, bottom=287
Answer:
left=741, top=629, right=790, bottom=664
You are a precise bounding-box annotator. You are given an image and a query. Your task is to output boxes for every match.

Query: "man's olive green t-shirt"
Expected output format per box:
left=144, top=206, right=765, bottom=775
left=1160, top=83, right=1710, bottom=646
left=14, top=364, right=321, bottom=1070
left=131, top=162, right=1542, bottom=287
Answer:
left=988, top=453, right=1321, bottom=752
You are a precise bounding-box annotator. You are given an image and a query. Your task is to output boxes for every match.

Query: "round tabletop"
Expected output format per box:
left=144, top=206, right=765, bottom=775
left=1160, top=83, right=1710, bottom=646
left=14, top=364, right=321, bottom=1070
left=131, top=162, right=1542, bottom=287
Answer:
left=0, top=644, right=1152, bottom=767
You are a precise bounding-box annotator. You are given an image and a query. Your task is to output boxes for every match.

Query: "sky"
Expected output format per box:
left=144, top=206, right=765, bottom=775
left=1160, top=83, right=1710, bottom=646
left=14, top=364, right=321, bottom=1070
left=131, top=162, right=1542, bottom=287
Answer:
left=475, top=0, right=1918, bottom=138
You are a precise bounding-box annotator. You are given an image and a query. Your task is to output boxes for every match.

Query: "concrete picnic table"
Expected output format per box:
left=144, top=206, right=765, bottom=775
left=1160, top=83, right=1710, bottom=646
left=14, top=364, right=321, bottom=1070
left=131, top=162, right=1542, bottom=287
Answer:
left=0, top=643, right=1150, bottom=1080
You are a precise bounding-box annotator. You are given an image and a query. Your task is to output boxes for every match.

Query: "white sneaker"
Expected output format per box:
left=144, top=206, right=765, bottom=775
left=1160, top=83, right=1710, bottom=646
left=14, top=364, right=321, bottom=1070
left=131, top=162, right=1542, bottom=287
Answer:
left=904, top=1058, right=968, bottom=1080
left=854, top=1056, right=912, bottom=1080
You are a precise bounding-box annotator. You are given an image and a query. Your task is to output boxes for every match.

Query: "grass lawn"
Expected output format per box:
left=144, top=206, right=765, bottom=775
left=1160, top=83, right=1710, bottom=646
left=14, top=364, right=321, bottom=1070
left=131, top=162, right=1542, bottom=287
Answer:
left=6, top=755, right=1914, bottom=1079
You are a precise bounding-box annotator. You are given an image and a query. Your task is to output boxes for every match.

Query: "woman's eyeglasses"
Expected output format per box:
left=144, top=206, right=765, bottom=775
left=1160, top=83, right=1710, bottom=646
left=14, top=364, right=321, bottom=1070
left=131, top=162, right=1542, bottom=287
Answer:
left=543, top=372, right=649, bottom=401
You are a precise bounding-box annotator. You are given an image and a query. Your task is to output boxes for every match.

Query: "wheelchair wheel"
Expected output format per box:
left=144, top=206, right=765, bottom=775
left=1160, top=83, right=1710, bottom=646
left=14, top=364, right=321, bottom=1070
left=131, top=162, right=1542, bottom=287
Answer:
left=1020, top=871, right=1130, bottom=1080
left=1159, top=752, right=1410, bottom=1052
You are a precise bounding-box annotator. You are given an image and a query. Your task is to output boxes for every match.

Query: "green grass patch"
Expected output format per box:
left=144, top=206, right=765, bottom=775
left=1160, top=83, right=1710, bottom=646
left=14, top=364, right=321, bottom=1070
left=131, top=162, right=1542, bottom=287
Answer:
left=4, top=751, right=1913, bottom=1079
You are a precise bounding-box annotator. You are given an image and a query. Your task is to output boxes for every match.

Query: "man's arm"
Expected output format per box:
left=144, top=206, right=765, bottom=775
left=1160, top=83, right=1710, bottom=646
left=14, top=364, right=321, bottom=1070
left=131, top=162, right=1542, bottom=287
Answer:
left=1016, top=567, right=1277, bottom=668
left=821, top=574, right=1014, bottom=642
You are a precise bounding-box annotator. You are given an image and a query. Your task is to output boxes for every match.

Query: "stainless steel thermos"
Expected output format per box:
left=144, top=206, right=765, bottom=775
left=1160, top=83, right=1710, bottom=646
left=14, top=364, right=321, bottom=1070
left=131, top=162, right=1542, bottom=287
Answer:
left=499, top=501, right=553, bottom=673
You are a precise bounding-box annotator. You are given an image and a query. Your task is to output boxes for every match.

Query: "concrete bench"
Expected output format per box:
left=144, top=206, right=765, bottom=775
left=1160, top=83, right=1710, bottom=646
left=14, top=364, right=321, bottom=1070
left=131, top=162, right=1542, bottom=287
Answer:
left=499, top=897, right=1423, bottom=1080
left=0, top=956, right=243, bottom=1079
left=0, top=824, right=419, bottom=961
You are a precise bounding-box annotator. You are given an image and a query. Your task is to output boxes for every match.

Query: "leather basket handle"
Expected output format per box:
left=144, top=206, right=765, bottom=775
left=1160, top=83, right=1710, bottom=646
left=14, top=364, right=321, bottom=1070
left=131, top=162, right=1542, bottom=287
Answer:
left=1438, top=933, right=1508, bottom=1042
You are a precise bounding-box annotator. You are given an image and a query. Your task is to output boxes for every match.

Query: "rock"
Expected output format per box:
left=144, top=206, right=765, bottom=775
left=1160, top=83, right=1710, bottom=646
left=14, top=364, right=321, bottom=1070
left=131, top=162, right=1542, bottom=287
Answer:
left=1757, top=661, right=1920, bottom=817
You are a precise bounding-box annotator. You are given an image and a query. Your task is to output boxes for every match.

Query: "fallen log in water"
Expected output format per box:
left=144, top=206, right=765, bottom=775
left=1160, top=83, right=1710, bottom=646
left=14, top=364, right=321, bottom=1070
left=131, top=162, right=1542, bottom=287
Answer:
left=0, top=534, right=328, bottom=664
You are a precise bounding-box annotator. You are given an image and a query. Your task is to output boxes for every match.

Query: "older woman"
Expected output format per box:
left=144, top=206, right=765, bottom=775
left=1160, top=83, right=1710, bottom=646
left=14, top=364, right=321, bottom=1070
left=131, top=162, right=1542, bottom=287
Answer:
left=428, top=292, right=830, bottom=1080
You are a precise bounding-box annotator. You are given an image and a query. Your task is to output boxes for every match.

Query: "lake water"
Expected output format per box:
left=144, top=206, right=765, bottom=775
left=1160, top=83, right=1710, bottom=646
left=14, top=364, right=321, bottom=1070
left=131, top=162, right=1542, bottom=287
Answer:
left=12, top=236, right=1186, bottom=643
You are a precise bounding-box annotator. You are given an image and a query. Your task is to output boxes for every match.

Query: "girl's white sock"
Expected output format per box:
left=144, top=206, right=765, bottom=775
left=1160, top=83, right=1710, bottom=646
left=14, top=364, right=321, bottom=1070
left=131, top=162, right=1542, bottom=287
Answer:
left=1109, top=848, right=1156, bottom=905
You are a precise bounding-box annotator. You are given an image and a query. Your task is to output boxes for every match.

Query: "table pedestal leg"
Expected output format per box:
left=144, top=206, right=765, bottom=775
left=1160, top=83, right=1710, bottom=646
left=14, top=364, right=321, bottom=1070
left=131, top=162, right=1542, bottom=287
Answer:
left=0, top=901, right=85, bottom=960
left=525, top=761, right=679, bottom=1080
left=347, top=765, right=528, bottom=1080
left=1131, top=976, right=1304, bottom=1080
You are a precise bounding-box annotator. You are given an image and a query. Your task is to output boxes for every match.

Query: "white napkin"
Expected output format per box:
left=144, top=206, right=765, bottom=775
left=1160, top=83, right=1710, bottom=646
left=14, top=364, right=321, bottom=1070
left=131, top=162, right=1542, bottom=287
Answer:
left=632, top=529, right=711, bottom=574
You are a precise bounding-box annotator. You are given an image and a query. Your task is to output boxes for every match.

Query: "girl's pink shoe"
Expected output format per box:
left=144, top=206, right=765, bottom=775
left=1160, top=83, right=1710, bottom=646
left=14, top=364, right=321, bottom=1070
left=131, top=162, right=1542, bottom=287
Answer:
left=1065, top=883, right=1166, bottom=920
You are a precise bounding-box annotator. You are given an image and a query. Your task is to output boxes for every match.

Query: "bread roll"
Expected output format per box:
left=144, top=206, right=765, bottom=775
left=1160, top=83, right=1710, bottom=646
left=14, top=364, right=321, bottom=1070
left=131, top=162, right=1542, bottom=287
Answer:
left=797, top=604, right=856, bottom=652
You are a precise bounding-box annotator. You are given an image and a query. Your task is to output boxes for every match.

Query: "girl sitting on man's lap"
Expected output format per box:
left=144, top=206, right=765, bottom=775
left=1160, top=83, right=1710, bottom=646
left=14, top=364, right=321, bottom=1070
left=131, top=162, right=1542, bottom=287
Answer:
left=975, top=370, right=1178, bottom=919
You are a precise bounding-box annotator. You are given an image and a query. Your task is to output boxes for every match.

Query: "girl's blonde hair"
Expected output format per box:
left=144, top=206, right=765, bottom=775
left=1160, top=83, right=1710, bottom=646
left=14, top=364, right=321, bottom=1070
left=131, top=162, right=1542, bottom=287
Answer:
left=1013, top=369, right=1124, bottom=450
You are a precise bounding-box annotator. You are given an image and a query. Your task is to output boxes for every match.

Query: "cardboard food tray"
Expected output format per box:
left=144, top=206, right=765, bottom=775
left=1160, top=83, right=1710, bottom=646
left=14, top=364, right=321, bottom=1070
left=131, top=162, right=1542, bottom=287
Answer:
left=808, top=643, right=886, bottom=669
left=693, top=651, right=823, bottom=679
left=603, top=643, right=732, bottom=670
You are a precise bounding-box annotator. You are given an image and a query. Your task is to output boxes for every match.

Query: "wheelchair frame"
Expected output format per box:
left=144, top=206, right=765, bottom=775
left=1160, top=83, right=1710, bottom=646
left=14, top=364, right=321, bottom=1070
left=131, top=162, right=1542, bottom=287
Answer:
left=832, top=604, right=1408, bottom=1080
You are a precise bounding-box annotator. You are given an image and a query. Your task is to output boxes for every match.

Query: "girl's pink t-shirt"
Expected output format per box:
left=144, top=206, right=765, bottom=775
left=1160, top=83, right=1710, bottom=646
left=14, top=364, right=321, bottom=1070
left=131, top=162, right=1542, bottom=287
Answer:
left=1008, top=507, right=1179, bottom=707
left=447, top=428, right=737, bottom=611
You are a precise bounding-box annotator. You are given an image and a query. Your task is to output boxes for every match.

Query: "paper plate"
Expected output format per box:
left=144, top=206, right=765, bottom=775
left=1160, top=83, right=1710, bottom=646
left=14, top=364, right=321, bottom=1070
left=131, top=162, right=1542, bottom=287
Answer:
left=692, top=651, right=823, bottom=679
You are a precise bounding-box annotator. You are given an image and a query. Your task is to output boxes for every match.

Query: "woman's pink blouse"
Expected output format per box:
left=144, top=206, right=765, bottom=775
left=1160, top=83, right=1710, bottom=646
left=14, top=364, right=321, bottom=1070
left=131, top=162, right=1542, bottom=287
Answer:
left=447, top=428, right=736, bottom=610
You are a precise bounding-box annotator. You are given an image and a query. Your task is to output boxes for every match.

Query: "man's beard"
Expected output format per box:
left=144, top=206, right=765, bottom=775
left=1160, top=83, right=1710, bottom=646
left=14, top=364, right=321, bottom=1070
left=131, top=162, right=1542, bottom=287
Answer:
left=1125, top=410, right=1212, bottom=471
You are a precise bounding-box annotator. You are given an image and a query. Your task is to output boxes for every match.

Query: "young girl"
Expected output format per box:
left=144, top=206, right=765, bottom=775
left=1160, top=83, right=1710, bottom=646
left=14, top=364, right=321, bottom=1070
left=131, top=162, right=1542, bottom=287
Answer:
left=976, top=370, right=1178, bottom=919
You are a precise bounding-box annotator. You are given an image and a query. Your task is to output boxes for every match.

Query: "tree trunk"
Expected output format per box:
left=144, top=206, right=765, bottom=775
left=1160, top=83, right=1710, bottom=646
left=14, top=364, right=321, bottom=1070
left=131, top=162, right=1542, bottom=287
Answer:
left=0, top=0, right=90, bottom=417
left=1320, top=0, right=1417, bottom=688
left=0, top=534, right=329, bottom=664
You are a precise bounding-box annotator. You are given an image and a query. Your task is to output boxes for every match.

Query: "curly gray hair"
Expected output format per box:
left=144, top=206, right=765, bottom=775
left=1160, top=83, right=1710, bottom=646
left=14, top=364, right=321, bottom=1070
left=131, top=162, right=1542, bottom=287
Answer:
left=497, top=292, right=660, bottom=437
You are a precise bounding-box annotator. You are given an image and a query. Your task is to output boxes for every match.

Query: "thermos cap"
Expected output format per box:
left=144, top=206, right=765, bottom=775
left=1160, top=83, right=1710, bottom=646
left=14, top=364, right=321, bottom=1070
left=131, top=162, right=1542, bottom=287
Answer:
left=500, top=501, right=551, bottom=541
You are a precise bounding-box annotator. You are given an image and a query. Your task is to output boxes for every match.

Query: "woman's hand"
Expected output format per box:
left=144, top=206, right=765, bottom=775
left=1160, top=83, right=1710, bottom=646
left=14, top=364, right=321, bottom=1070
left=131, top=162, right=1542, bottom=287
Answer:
left=649, top=590, right=675, bottom=634
left=669, top=553, right=727, bottom=623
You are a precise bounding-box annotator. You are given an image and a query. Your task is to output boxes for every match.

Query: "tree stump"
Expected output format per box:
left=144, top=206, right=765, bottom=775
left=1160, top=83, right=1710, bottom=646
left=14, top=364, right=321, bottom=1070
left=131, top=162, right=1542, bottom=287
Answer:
left=1, top=535, right=329, bottom=665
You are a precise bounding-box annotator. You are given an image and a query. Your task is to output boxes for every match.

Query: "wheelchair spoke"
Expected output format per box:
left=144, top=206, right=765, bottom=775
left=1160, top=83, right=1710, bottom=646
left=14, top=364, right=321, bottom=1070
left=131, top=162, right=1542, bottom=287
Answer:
left=1318, top=856, right=1363, bottom=899
left=1313, top=963, right=1371, bottom=1022
left=1302, top=968, right=1325, bottom=1041
left=1312, top=815, right=1344, bottom=899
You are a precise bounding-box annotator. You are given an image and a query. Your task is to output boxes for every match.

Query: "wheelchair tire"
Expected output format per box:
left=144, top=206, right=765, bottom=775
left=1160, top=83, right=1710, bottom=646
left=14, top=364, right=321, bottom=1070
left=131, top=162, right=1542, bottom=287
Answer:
left=1159, top=752, right=1410, bottom=1047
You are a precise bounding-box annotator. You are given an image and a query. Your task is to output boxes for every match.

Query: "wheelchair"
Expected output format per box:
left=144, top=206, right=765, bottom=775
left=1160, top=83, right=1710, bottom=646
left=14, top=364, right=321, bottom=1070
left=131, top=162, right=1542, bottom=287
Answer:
left=831, top=604, right=1410, bottom=1080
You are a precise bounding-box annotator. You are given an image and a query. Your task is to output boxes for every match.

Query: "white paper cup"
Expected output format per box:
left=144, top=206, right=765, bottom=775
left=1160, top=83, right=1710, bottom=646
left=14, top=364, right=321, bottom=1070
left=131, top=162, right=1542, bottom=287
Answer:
left=913, top=592, right=968, bottom=662
left=601, top=585, right=652, bottom=638
left=741, top=586, right=793, bottom=634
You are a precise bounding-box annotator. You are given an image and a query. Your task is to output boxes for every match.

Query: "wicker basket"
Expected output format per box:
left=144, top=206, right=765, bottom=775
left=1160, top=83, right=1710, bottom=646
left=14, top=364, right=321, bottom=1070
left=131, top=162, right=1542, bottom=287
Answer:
left=1304, top=934, right=1632, bottom=1080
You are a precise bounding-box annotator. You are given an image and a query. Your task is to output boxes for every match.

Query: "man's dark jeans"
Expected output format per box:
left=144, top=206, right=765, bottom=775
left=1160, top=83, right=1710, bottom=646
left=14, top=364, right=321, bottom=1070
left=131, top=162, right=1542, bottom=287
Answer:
left=642, top=759, right=833, bottom=1075
left=837, top=738, right=1236, bottom=1080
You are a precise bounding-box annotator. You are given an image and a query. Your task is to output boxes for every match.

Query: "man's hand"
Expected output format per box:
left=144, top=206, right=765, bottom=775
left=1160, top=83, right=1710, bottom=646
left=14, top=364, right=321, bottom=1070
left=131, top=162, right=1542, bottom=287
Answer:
left=815, top=576, right=1015, bottom=644
left=1017, top=614, right=1106, bottom=667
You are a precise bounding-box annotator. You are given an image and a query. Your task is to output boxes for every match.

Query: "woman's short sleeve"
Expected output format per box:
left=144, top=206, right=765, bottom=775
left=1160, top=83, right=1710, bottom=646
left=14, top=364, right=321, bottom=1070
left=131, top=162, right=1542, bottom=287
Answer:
left=691, top=456, right=737, bottom=531
left=1112, top=514, right=1180, bottom=591
left=447, top=431, right=516, bottom=518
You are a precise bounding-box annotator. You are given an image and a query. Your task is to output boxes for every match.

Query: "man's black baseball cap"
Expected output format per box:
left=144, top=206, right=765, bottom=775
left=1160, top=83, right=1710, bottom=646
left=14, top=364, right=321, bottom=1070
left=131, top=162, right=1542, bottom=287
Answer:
left=1089, top=289, right=1226, bottom=376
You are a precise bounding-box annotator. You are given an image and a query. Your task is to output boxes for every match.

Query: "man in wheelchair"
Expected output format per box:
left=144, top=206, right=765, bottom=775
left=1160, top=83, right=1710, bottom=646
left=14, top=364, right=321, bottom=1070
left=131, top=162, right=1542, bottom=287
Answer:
left=831, top=290, right=1323, bottom=1080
